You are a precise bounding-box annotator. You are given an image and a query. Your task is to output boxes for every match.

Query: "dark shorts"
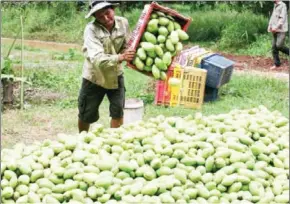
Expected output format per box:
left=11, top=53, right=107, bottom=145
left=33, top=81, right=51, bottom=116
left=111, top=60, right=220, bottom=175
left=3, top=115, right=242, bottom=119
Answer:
left=78, top=75, right=125, bottom=123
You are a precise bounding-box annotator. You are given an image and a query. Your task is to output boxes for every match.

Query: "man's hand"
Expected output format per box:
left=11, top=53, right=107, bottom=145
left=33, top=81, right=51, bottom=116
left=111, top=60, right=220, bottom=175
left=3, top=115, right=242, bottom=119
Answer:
left=118, top=49, right=136, bottom=62
left=270, top=28, right=276, bottom=33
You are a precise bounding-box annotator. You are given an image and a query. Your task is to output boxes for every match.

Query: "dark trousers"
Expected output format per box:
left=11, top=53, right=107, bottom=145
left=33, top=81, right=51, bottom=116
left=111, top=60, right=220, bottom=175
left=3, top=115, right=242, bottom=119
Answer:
left=272, top=32, right=289, bottom=66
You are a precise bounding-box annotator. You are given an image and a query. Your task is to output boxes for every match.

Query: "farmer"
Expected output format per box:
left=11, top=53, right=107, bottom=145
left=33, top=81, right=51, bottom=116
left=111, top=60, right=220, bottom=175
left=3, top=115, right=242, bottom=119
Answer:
left=78, top=1, right=135, bottom=132
left=268, top=0, right=289, bottom=70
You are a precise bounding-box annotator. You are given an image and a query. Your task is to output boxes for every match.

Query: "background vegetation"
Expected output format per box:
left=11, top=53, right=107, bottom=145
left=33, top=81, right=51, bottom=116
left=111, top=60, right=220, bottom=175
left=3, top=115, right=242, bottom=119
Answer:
left=2, top=1, right=288, bottom=56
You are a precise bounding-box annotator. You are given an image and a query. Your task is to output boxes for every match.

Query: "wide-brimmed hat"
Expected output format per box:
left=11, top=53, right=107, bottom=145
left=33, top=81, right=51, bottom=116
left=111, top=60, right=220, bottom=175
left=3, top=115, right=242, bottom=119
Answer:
left=85, top=1, right=119, bottom=19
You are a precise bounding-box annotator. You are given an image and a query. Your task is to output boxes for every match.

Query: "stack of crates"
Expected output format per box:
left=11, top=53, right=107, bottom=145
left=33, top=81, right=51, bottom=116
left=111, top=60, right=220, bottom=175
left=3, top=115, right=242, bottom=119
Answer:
left=200, top=54, right=235, bottom=102
left=155, top=64, right=207, bottom=109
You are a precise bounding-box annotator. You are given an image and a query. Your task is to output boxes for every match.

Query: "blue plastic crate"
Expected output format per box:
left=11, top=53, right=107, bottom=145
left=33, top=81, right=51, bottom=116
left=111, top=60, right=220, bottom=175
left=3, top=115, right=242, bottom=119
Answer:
left=204, top=86, right=219, bottom=102
left=201, top=54, right=234, bottom=88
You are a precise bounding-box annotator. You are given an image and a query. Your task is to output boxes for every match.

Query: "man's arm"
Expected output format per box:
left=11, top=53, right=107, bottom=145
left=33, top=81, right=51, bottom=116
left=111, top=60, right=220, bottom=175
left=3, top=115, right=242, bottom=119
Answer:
left=277, top=4, right=287, bottom=30
left=84, top=24, right=135, bottom=67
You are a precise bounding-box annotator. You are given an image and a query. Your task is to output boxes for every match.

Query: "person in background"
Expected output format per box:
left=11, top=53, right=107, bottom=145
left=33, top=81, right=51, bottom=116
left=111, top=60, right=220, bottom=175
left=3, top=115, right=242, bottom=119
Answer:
left=268, top=0, right=289, bottom=70
left=78, top=1, right=135, bottom=132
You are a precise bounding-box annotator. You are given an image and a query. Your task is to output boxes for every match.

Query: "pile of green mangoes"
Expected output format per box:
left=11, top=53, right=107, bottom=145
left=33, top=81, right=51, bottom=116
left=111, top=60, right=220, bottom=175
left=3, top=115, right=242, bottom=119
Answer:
left=132, top=11, right=189, bottom=80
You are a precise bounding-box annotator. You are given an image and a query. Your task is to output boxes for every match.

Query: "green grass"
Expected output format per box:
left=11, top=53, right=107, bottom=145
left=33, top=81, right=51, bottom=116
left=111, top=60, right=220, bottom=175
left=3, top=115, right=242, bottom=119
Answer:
left=15, top=63, right=290, bottom=118
left=2, top=64, right=289, bottom=148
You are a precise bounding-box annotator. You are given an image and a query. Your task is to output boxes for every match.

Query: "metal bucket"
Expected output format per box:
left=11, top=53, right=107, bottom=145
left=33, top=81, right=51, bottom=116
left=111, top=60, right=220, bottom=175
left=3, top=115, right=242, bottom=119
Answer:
left=123, top=98, right=144, bottom=124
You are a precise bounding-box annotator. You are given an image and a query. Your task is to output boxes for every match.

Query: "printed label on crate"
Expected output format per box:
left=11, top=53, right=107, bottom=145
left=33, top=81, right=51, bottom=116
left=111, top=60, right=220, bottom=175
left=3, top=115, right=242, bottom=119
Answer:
left=175, top=46, right=200, bottom=66
left=127, top=5, right=150, bottom=50
left=186, top=49, right=208, bottom=67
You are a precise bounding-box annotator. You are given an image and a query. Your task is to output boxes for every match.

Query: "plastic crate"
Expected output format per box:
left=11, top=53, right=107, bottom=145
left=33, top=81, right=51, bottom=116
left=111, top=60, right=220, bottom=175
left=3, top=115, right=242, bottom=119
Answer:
left=201, top=54, right=234, bottom=88
left=168, top=66, right=207, bottom=109
left=169, top=66, right=184, bottom=107
left=194, top=52, right=213, bottom=67
left=204, top=86, right=219, bottom=102
left=178, top=68, right=207, bottom=109
left=155, top=65, right=207, bottom=109
left=154, top=66, right=174, bottom=106
left=127, top=2, right=191, bottom=78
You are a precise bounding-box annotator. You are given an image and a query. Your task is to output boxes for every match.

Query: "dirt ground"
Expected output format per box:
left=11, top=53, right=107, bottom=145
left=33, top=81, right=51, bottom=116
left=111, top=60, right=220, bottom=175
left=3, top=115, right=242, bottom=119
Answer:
left=221, top=52, right=289, bottom=73
left=3, top=38, right=289, bottom=74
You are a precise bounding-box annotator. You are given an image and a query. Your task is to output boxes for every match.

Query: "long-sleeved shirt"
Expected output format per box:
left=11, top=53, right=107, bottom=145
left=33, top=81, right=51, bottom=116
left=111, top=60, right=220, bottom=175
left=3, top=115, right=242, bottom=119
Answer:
left=82, top=16, right=130, bottom=89
left=268, top=1, right=288, bottom=33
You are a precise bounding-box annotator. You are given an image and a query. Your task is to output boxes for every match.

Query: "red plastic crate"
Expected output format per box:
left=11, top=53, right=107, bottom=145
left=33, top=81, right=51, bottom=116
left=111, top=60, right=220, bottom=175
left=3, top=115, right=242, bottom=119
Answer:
left=154, top=66, right=174, bottom=106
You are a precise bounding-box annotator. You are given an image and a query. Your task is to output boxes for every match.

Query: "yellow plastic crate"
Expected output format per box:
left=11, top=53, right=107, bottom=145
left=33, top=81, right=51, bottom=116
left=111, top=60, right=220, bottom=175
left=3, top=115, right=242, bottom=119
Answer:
left=194, top=52, right=213, bottom=66
left=169, top=65, right=184, bottom=107
left=169, top=66, right=207, bottom=109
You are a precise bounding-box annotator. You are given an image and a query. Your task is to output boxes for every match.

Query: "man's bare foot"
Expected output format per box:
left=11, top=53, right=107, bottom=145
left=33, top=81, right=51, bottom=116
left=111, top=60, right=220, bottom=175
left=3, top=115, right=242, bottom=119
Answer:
left=270, top=65, right=279, bottom=70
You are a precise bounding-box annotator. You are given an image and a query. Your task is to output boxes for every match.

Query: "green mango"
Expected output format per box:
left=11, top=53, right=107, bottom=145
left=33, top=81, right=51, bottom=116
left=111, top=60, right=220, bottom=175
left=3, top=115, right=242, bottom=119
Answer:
left=157, top=35, right=166, bottom=43
left=167, top=21, right=174, bottom=33
left=155, top=58, right=167, bottom=71
left=147, top=50, right=157, bottom=58
left=156, top=11, right=166, bottom=17
left=144, top=66, right=152, bottom=72
left=141, top=42, right=155, bottom=52
left=160, top=72, right=167, bottom=81
left=155, top=45, right=164, bottom=58
left=174, top=21, right=182, bottom=30
left=152, top=65, right=160, bottom=79
left=159, top=17, right=170, bottom=26
left=146, top=57, right=153, bottom=66
left=163, top=52, right=172, bottom=66
left=177, top=29, right=189, bottom=41
left=147, top=19, right=159, bottom=33
left=135, top=57, right=145, bottom=71
left=137, top=48, right=147, bottom=60
left=175, top=42, right=183, bottom=52
left=165, top=39, right=175, bottom=52
left=170, top=31, right=179, bottom=44
left=158, top=26, right=169, bottom=37
left=144, top=32, right=157, bottom=45
left=150, top=13, right=158, bottom=19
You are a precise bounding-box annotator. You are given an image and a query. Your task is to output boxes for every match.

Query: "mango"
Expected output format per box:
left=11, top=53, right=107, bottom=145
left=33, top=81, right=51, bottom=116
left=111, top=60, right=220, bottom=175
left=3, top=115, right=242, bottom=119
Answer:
left=159, top=17, right=170, bottom=26
left=170, top=31, right=179, bottom=44
left=155, top=58, right=167, bottom=71
left=144, top=32, right=157, bottom=45
left=137, top=48, right=147, bottom=60
left=177, top=29, right=189, bottom=41
left=146, top=57, right=153, bottom=66
left=166, top=39, right=175, bottom=52
left=155, top=45, right=164, bottom=57
left=152, top=65, right=160, bottom=79
left=157, top=35, right=166, bottom=43
left=158, top=26, right=169, bottom=37
left=141, top=42, right=155, bottom=52
left=134, top=57, right=145, bottom=71
left=174, top=21, right=182, bottom=30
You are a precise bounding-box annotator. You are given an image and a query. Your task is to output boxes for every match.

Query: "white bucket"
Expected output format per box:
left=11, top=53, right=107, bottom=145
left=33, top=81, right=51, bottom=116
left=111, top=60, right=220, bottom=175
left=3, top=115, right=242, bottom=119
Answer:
left=123, top=98, right=144, bottom=124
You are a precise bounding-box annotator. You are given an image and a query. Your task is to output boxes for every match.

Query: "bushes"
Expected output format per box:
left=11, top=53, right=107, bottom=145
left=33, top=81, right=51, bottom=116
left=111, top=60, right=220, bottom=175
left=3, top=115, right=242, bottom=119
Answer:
left=1, top=2, right=271, bottom=54
left=219, top=11, right=268, bottom=49
left=186, top=10, right=236, bottom=41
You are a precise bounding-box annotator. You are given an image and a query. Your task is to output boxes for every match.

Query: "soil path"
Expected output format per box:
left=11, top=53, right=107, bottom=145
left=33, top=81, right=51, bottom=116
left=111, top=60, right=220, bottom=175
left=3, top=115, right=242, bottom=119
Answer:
left=220, top=52, right=289, bottom=74
left=2, top=38, right=289, bottom=77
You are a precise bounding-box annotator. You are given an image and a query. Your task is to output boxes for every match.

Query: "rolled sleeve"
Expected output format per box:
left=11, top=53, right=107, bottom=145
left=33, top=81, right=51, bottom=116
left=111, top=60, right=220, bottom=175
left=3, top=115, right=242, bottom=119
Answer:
left=84, top=26, right=119, bottom=70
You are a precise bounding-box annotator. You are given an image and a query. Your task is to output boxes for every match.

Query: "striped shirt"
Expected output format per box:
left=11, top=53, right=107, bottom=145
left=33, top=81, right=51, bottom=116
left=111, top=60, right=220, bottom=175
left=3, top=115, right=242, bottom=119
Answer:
left=82, top=16, right=130, bottom=89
